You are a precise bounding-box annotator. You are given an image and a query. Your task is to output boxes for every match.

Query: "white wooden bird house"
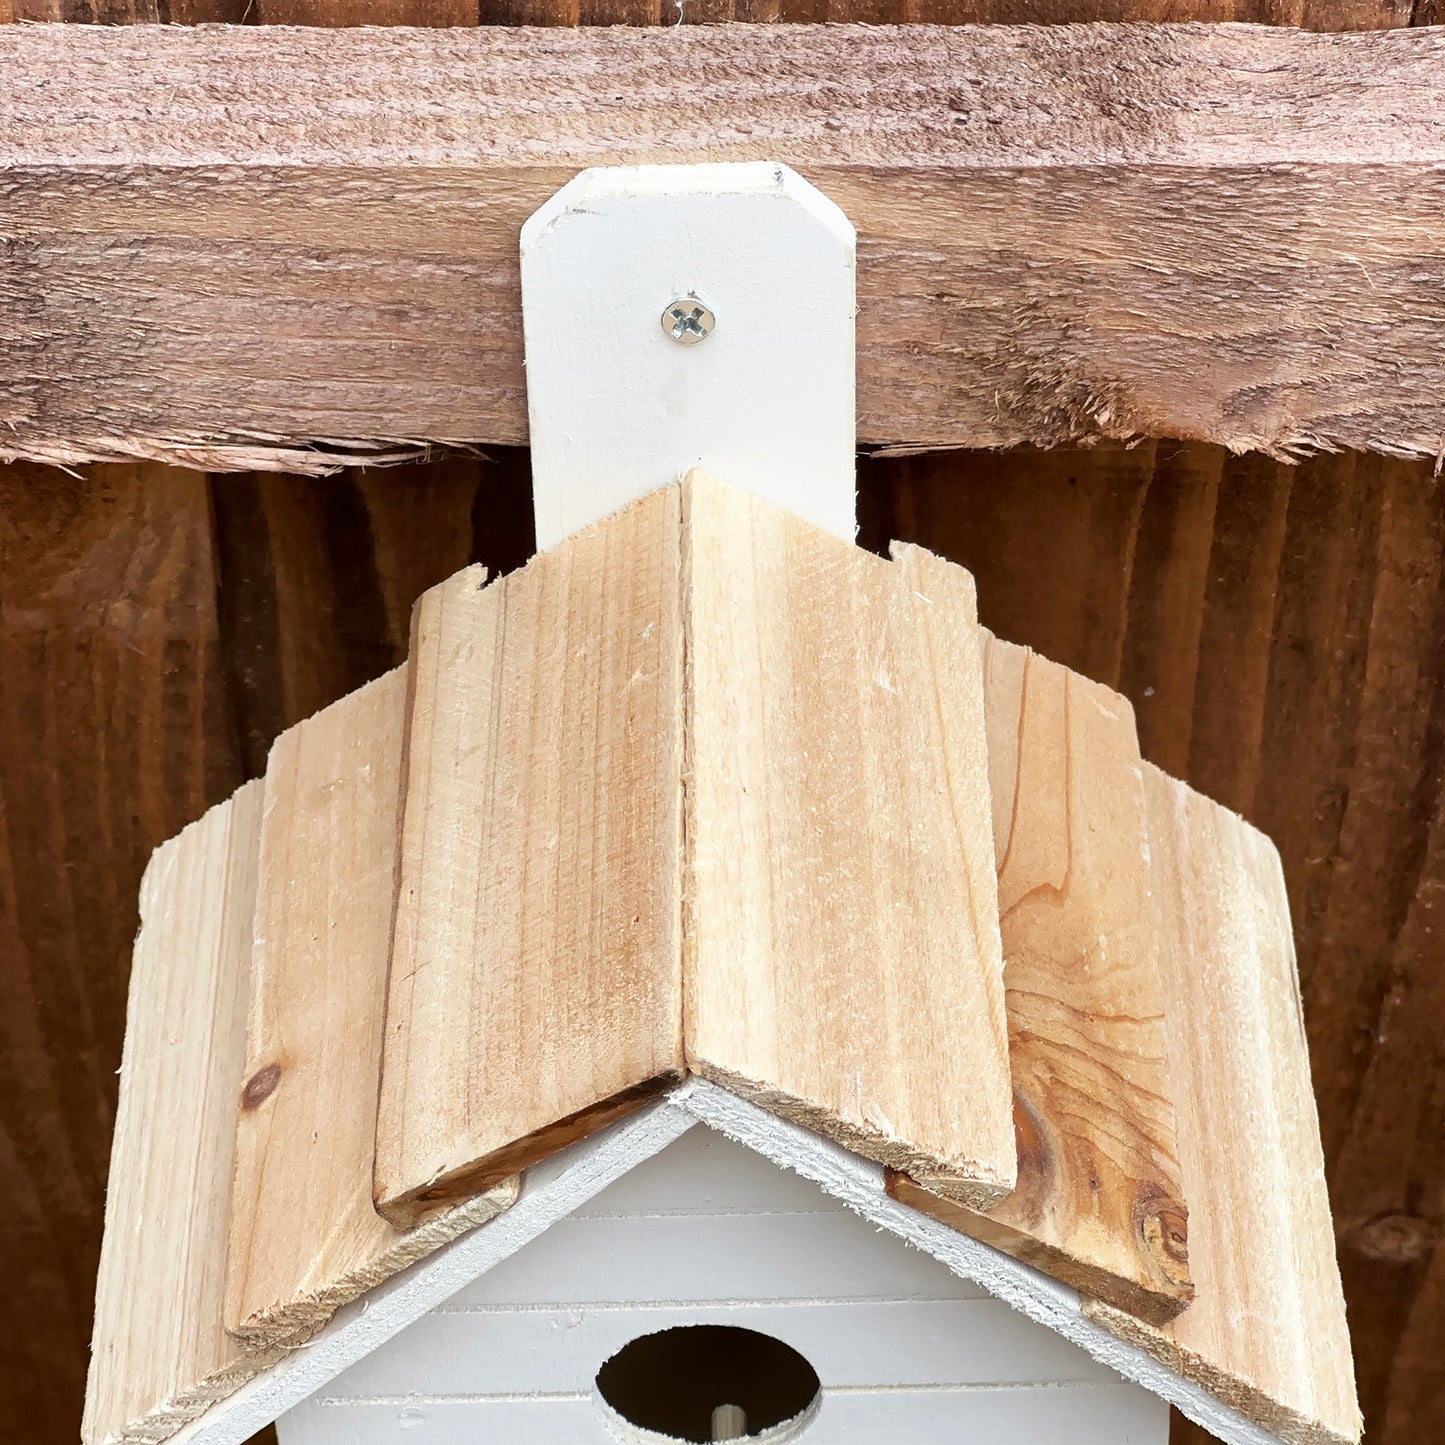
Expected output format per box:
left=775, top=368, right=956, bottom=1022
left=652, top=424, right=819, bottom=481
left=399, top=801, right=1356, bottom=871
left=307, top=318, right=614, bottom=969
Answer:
left=82, top=166, right=1358, bottom=1445
left=275, top=1121, right=1169, bottom=1445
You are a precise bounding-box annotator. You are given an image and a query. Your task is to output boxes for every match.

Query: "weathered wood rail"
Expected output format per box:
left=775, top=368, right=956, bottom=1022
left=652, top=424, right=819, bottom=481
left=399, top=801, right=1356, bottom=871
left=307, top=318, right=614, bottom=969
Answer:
left=1, top=21, right=1443, bottom=472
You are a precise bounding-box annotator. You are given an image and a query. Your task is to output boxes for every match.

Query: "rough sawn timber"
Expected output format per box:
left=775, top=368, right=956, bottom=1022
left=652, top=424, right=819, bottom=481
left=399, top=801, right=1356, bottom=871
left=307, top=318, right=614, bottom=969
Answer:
left=376, top=475, right=1016, bottom=1223
left=225, top=668, right=517, bottom=1347
left=374, top=488, right=687, bottom=1226
left=891, top=635, right=1191, bottom=1325
left=0, top=21, right=1443, bottom=472
left=83, top=784, right=283, bottom=1445
left=1085, top=766, right=1360, bottom=1445
left=683, top=476, right=1015, bottom=1208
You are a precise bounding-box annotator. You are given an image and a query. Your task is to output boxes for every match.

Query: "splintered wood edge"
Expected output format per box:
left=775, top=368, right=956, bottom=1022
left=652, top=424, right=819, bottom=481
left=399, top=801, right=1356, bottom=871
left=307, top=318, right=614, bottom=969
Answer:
left=884, top=1169, right=1191, bottom=1327
left=1083, top=1297, right=1354, bottom=1445
left=374, top=1075, right=682, bottom=1229
left=161, top=1082, right=1301, bottom=1445
left=230, top=1175, right=521, bottom=1348
left=694, top=1062, right=1013, bottom=1212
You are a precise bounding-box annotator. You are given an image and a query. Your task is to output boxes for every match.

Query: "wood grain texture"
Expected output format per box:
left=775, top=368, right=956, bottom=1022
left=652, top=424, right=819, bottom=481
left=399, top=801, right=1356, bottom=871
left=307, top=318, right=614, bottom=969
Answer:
left=1, top=22, right=1442, bottom=470
left=0, top=454, right=528, bottom=1445
left=226, top=668, right=517, bottom=1347
left=891, top=635, right=1190, bottom=1325
left=0, top=466, right=245, bottom=1445
left=2, top=0, right=1413, bottom=30
left=0, top=17, right=1427, bottom=1445
left=473, top=0, right=1416, bottom=22
left=858, top=443, right=1444, bottom=1445
left=1083, top=767, right=1359, bottom=1444
left=374, top=487, right=686, bottom=1225
left=683, top=473, right=1014, bottom=1208
left=256, top=0, right=475, bottom=20
left=83, top=783, right=284, bottom=1445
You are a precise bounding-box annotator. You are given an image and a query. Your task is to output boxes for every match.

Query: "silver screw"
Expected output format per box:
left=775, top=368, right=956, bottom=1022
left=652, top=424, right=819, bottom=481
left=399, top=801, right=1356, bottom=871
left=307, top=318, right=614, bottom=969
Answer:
left=662, top=296, right=715, bottom=346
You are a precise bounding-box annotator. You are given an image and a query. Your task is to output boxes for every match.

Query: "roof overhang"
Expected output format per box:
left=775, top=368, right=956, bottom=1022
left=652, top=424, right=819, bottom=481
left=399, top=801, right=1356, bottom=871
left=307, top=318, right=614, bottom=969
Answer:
left=172, top=1079, right=1283, bottom=1445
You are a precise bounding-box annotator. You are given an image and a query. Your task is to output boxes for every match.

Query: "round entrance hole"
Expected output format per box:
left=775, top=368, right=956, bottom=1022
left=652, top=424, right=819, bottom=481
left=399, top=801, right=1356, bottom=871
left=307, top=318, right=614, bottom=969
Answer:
left=594, top=1325, right=821, bottom=1443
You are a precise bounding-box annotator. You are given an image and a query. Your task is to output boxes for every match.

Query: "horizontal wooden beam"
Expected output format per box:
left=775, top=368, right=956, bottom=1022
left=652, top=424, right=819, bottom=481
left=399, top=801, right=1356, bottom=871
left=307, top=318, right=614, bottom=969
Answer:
left=1, top=21, right=1442, bottom=473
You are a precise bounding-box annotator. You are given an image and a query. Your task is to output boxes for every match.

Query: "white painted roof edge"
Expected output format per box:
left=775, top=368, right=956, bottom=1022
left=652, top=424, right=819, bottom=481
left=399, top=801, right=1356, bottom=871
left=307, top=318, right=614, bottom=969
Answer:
left=174, top=1079, right=1275, bottom=1445
left=170, top=1098, right=700, bottom=1445
left=682, top=1081, right=1277, bottom=1445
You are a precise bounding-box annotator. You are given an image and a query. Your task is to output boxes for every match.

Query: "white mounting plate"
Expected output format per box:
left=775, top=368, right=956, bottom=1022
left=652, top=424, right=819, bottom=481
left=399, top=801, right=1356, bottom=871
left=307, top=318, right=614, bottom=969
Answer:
left=522, top=162, right=856, bottom=550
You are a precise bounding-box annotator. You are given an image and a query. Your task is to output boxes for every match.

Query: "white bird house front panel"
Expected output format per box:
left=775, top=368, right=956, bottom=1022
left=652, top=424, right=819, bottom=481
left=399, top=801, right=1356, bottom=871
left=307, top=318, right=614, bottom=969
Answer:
left=276, top=1126, right=1168, bottom=1444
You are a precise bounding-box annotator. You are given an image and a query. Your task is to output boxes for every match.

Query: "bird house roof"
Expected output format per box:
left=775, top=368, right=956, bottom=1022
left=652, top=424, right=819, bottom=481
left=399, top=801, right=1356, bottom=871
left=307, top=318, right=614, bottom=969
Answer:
left=83, top=474, right=1359, bottom=1445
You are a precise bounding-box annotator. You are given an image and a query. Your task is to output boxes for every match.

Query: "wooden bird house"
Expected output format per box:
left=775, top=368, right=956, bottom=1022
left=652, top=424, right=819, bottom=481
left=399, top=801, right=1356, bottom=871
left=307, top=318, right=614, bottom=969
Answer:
left=56, top=78, right=1392, bottom=1445
left=83, top=474, right=1358, bottom=1445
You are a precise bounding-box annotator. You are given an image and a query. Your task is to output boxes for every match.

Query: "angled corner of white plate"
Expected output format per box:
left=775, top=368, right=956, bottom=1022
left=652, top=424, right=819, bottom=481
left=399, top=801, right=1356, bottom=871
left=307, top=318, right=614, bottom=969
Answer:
left=522, top=162, right=857, bottom=551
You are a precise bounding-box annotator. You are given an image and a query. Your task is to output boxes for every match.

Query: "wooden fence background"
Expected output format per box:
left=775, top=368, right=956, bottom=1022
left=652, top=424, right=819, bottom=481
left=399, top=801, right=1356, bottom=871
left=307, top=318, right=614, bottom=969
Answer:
left=1, top=2, right=1441, bottom=1442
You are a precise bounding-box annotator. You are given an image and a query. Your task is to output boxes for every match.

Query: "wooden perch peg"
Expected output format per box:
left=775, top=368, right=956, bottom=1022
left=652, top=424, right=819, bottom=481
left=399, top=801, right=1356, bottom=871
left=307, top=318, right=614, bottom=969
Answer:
left=711, top=1403, right=748, bottom=1440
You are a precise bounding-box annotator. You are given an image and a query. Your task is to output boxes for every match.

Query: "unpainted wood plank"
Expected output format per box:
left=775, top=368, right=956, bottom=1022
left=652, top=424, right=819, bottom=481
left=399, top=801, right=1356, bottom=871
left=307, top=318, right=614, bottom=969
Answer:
left=83, top=784, right=283, bottom=1445
left=226, top=668, right=517, bottom=1347
left=374, top=487, right=686, bottom=1225
left=1, top=24, right=1442, bottom=470
left=891, top=635, right=1190, bottom=1325
left=683, top=472, right=1015, bottom=1208
left=255, top=0, right=476, bottom=21
left=1084, top=766, right=1360, bottom=1445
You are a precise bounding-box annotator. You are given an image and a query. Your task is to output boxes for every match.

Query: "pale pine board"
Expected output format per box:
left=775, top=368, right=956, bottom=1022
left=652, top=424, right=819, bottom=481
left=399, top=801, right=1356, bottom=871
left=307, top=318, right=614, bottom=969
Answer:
left=226, top=668, right=517, bottom=1345
left=374, top=487, right=685, bottom=1225
left=83, top=784, right=283, bottom=1445
left=683, top=474, right=1015, bottom=1208
left=892, top=636, right=1191, bottom=1324
left=1084, top=767, right=1361, bottom=1445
